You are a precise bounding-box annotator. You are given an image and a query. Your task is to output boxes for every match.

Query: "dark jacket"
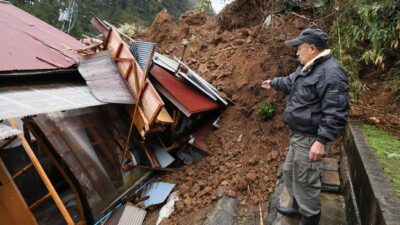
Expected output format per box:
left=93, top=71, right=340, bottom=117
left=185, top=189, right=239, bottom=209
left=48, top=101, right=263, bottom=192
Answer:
left=270, top=51, right=349, bottom=144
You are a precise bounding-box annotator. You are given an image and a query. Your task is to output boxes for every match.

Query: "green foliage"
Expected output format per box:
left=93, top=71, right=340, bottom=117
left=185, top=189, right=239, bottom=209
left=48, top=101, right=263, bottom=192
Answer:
left=9, top=0, right=197, bottom=38
left=117, top=23, right=145, bottom=39
left=362, top=124, right=400, bottom=197
left=195, top=0, right=211, bottom=12
left=282, top=0, right=300, bottom=12
left=330, top=0, right=400, bottom=102
left=257, top=101, right=277, bottom=120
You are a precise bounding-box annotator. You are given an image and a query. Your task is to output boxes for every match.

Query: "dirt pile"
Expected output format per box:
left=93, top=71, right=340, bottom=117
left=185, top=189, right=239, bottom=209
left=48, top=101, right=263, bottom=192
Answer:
left=142, top=2, right=331, bottom=224
left=216, top=0, right=274, bottom=31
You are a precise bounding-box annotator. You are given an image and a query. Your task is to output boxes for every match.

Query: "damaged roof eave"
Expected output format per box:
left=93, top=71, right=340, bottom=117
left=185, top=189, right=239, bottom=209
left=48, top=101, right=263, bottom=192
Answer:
left=0, top=67, right=79, bottom=77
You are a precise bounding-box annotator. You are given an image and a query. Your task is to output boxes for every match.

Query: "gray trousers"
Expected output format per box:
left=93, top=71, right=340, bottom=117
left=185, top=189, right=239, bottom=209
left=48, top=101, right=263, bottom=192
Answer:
left=283, top=134, right=330, bottom=217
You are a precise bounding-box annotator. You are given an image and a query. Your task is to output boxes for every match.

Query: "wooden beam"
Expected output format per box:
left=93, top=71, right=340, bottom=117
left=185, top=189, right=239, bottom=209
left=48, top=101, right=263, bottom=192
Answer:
left=99, top=27, right=169, bottom=131
left=8, top=118, right=75, bottom=225
left=113, top=43, right=124, bottom=59
left=12, top=163, right=33, bottom=179
left=29, top=193, right=51, bottom=209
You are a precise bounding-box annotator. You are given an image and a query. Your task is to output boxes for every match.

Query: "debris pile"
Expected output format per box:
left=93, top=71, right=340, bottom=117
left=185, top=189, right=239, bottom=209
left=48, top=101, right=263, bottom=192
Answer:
left=78, top=17, right=231, bottom=173
left=136, top=2, right=332, bottom=223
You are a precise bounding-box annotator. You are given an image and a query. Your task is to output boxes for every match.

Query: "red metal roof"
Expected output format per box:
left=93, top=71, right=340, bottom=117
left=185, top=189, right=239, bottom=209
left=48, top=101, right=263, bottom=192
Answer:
left=150, top=65, right=221, bottom=115
left=0, top=1, right=84, bottom=72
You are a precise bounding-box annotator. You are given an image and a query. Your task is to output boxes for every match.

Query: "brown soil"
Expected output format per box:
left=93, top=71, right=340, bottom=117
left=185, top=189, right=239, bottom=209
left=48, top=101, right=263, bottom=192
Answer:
left=350, top=71, right=400, bottom=134
left=139, top=2, right=345, bottom=224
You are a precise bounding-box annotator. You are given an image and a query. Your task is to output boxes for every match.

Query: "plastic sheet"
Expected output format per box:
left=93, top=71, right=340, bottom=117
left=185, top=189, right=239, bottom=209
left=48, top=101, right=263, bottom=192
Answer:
left=33, top=106, right=147, bottom=220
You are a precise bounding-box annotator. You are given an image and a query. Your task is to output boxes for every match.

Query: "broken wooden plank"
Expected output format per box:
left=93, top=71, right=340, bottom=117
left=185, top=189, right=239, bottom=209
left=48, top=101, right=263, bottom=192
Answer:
left=105, top=29, right=163, bottom=119
left=90, top=17, right=171, bottom=135
left=156, top=108, right=174, bottom=124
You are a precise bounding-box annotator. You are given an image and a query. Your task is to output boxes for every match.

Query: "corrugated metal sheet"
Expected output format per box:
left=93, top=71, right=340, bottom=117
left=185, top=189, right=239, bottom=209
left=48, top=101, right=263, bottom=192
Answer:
left=130, top=41, right=156, bottom=70
left=152, top=53, right=180, bottom=74
left=104, top=203, right=146, bottom=225
left=0, top=2, right=84, bottom=72
left=0, top=123, right=22, bottom=140
left=78, top=51, right=135, bottom=104
left=150, top=65, right=221, bottom=117
left=141, top=182, right=175, bottom=208
left=0, top=83, right=104, bottom=119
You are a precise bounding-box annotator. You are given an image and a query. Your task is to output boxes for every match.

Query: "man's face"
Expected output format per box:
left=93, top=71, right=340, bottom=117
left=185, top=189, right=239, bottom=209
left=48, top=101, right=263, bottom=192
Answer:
left=296, top=43, right=319, bottom=65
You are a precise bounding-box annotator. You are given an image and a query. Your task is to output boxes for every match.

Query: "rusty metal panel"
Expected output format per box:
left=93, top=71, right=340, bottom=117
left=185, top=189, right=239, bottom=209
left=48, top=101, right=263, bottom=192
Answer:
left=0, top=83, right=104, bottom=120
left=0, top=2, right=83, bottom=72
left=130, top=41, right=156, bottom=70
left=78, top=51, right=135, bottom=104
left=150, top=65, right=221, bottom=117
left=104, top=202, right=146, bottom=225
left=0, top=123, right=21, bottom=140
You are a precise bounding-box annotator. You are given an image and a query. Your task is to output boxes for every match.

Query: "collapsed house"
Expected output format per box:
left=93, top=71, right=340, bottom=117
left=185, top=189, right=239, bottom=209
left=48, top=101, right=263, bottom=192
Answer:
left=0, top=2, right=229, bottom=225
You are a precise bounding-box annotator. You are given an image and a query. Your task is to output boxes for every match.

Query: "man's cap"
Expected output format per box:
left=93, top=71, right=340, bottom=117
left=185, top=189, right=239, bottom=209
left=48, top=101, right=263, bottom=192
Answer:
left=285, top=29, right=328, bottom=48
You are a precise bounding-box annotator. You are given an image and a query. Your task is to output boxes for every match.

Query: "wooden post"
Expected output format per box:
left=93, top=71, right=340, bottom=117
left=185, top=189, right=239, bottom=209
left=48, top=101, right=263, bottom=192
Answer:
left=8, top=118, right=75, bottom=225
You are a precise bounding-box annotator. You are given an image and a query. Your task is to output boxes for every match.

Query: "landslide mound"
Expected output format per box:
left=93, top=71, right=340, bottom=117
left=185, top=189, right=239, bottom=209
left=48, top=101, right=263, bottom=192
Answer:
left=217, top=0, right=279, bottom=31
left=143, top=6, right=331, bottom=224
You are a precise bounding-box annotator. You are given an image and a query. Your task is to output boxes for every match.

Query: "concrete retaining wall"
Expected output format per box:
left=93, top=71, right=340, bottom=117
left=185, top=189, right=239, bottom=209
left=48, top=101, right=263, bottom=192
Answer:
left=343, top=123, right=400, bottom=225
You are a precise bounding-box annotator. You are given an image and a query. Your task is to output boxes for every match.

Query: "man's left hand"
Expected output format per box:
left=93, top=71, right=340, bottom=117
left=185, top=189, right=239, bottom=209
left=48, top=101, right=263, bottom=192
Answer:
left=309, top=141, right=325, bottom=161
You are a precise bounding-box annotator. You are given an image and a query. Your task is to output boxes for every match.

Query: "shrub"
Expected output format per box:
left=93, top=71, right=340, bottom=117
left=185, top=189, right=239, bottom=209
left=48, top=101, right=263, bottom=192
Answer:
left=330, top=0, right=400, bottom=102
left=257, top=101, right=277, bottom=120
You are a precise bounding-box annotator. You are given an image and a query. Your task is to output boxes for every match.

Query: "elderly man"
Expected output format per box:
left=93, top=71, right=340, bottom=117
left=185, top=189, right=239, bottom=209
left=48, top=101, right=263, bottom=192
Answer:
left=261, top=29, right=349, bottom=225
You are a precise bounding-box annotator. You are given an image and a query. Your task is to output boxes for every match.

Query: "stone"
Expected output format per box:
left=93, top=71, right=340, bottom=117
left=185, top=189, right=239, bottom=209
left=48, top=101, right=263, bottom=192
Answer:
left=246, top=36, right=253, bottom=44
left=198, top=180, right=206, bottom=188
left=225, top=190, right=237, bottom=198
left=247, top=158, right=259, bottom=166
left=203, top=196, right=238, bottom=225
left=179, top=183, right=190, bottom=193
left=217, top=186, right=225, bottom=197
left=183, top=197, right=192, bottom=206
left=221, top=180, right=229, bottom=186
left=204, top=186, right=213, bottom=194
left=233, top=39, right=245, bottom=45
left=176, top=201, right=185, bottom=210
left=237, top=178, right=248, bottom=191
left=186, top=167, right=195, bottom=176
left=193, top=183, right=201, bottom=193
left=245, top=172, right=257, bottom=183
left=271, top=150, right=279, bottom=160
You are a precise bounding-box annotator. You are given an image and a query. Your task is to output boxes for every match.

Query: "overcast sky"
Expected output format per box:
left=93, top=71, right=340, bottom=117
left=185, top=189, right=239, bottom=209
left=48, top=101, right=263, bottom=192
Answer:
left=211, top=0, right=234, bottom=13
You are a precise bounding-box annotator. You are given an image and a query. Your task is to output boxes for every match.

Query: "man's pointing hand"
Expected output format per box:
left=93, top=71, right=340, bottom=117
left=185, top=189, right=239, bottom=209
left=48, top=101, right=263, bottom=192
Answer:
left=261, top=80, right=272, bottom=89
